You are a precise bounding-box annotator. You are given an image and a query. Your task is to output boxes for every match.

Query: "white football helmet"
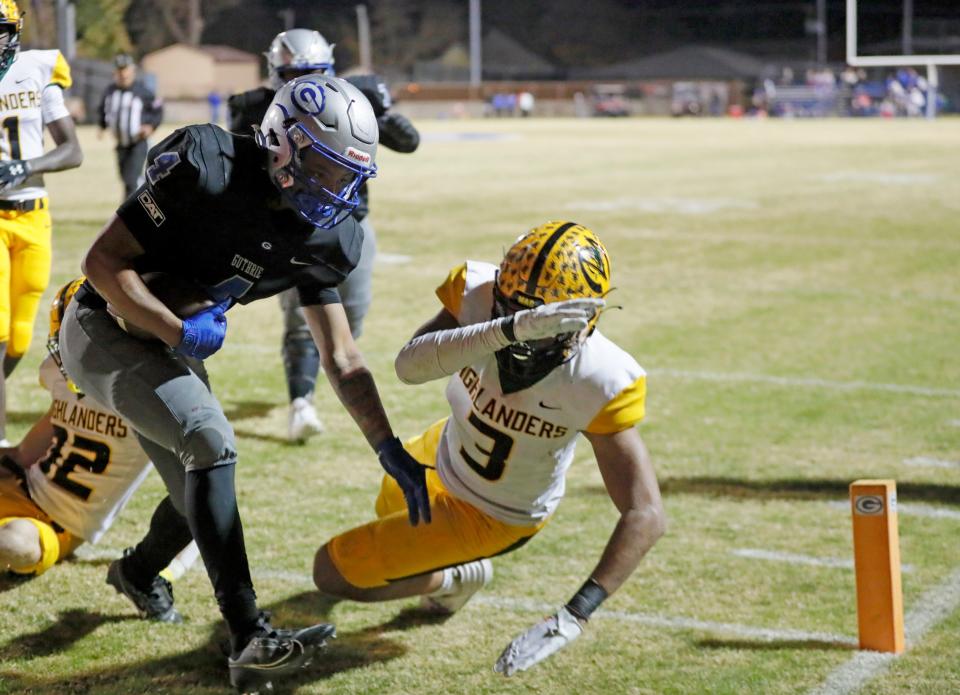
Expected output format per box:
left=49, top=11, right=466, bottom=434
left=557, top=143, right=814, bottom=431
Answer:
left=266, top=28, right=335, bottom=90
left=257, top=75, right=378, bottom=229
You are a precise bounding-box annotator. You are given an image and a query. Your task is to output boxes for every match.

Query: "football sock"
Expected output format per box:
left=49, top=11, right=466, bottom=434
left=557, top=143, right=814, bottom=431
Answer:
left=123, top=496, right=194, bottom=591
left=184, top=464, right=259, bottom=647
left=428, top=568, right=455, bottom=596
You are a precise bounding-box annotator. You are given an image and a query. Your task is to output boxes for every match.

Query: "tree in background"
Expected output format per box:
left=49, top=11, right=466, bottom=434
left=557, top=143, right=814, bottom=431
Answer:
left=75, top=0, right=132, bottom=59
left=126, top=0, right=241, bottom=55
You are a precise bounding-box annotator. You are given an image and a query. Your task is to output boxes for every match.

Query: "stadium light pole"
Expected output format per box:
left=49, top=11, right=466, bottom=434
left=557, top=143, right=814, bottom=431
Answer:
left=55, top=0, right=76, bottom=60
left=469, top=0, right=482, bottom=88
left=816, top=0, right=827, bottom=65
left=902, top=0, right=913, bottom=55
left=356, top=5, right=372, bottom=72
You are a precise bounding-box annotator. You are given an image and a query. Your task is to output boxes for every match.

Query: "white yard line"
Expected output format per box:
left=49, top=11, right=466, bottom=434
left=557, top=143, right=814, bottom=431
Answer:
left=903, top=457, right=960, bottom=470
left=251, top=569, right=855, bottom=646
left=807, top=566, right=960, bottom=695
left=652, top=369, right=960, bottom=399
left=731, top=548, right=914, bottom=573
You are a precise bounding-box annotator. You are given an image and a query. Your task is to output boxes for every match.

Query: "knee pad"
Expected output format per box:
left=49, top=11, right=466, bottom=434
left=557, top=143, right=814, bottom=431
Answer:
left=0, top=516, right=60, bottom=575
left=180, top=414, right=237, bottom=471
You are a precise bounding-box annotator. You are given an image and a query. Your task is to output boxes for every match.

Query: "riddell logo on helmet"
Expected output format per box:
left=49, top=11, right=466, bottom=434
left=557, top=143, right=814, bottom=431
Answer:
left=344, top=147, right=371, bottom=165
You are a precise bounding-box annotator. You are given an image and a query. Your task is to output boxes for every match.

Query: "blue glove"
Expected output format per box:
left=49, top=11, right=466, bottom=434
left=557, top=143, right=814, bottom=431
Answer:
left=376, top=436, right=431, bottom=526
left=175, top=299, right=230, bottom=360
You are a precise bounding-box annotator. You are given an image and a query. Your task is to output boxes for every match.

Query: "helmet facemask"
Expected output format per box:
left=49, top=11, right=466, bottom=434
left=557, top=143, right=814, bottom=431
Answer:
left=491, top=280, right=584, bottom=394
left=47, top=277, right=85, bottom=396
left=258, top=76, right=378, bottom=229
left=276, top=121, right=373, bottom=228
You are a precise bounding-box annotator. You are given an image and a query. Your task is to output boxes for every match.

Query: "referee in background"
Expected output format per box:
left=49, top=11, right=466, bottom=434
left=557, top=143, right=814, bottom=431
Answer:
left=98, top=54, right=163, bottom=199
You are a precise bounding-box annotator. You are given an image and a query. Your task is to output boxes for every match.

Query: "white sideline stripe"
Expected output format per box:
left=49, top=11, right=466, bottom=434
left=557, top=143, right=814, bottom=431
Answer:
left=731, top=548, right=914, bottom=573
left=377, top=253, right=413, bottom=265
left=903, top=456, right=960, bottom=470
left=652, top=369, right=960, bottom=399
left=826, top=500, right=960, bottom=521
left=72, top=545, right=123, bottom=561
left=807, top=566, right=960, bottom=695
left=251, top=570, right=855, bottom=646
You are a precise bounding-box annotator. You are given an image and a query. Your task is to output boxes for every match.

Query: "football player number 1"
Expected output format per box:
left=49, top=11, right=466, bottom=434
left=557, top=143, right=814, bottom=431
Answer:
left=38, top=425, right=112, bottom=500
left=460, top=412, right=514, bottom=481
left=1, top=116, right=21, bottom=160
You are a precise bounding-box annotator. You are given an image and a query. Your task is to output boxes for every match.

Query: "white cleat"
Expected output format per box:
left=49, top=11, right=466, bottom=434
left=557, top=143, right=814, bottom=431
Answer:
left=421, top=559, right=493, bottom=615
left=288, top=397, right=324, bottom=442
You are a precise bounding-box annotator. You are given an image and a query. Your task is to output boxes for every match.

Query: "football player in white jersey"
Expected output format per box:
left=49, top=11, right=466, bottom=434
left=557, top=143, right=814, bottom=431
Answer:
left=0, top=0, right=83, bottom=445
left=0, top=278, right=197, bottom=621
left=313, top=221, right=666, bottom=675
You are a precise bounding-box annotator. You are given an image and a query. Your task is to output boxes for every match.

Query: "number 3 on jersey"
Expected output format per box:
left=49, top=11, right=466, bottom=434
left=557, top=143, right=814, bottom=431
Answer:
left=460, top=412, right=514, bottom=481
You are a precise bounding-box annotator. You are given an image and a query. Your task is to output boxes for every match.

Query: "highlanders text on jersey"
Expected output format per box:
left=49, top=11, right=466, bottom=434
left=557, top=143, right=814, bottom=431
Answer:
left=26, top=357, right=151, bottom=543
left=434, top=261, right=647, bottom=525
left=0, top=49, right=71, bottom=201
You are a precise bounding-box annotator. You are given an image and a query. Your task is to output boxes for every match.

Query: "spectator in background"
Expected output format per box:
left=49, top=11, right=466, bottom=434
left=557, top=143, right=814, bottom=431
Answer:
left=518, top=90, right=535, bottom=117
left=98, top=54, right=163, bottom=200
left=207, top=90, right=222, bottom=126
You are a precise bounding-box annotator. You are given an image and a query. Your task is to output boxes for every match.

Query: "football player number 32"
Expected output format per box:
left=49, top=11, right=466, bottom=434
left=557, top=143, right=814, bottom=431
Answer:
left=460, top=412, right=513, bottom=481
left=38, top=425, right=111, bottom=501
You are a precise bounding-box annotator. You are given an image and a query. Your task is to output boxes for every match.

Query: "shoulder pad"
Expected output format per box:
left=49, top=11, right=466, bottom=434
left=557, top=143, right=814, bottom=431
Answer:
left=146, top=125, right=236, bottom=196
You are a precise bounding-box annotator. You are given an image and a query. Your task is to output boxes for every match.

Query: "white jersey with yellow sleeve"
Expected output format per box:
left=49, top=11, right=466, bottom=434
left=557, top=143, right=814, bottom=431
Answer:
left=25, top=356, right=152, bottom=544
left=0, top=49, right=72, bottom=201
left=434, top=261, right=647, bottom=526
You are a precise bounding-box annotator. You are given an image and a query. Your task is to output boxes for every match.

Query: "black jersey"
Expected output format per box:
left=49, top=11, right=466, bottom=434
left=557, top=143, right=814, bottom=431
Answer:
left=114, top=124, right=362, bottom=308
left=227, top=76, right=419, bottom=222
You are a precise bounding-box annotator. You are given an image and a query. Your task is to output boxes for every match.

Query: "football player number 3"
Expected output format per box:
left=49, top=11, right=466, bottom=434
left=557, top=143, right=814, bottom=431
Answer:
left=38, top=425, right=111, bottom=500
left=460, top=412, right=513, bottom=481
left=1, top=116, right=21, bottom=160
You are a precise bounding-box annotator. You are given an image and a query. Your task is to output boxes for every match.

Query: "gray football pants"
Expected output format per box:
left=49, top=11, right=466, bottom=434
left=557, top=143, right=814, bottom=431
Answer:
left=59, top=301, right=235, bottom=514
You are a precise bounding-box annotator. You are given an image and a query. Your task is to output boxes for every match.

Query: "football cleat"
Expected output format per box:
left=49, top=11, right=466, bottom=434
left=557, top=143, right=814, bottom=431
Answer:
left=228, top=617, right=336, bottom=694
left=106, top=549, right=182, bottom=623
left=288, top=397, right=324, bottom=442
left=421, top=558, right=493, bottom=615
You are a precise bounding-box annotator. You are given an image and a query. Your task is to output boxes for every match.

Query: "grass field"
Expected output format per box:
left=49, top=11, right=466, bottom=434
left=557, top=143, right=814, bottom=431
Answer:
left=1, top=116, right=958, bottom=694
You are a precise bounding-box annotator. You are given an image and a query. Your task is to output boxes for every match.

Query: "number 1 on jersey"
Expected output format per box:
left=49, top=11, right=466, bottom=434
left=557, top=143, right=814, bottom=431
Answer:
left=1, top=116, right=21, bottom=160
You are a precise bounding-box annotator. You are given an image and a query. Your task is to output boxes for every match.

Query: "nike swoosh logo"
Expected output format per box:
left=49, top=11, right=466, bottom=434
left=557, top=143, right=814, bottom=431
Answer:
left=539, top=401, right=561, bottom=410
left=290, top=257, right=313, bottom=266
left=15, top=78, right=29, bottom=84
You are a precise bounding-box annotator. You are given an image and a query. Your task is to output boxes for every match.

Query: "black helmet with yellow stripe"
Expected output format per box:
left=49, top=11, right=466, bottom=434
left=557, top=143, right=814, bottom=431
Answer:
left=493, top=221, right=611, bottom=391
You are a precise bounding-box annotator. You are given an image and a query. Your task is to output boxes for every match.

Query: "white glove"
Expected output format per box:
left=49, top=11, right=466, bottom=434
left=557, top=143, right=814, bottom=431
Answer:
left=512, top=298, right=605, bottom=343
left=494, top=606, right=584, bottom=676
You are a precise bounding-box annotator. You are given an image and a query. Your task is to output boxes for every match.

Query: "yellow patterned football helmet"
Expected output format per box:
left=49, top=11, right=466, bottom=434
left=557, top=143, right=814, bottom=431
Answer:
left=47, top=277, right=85, bottom=394
left=0, top=0, right=23, bottom=82
left=493, top=221, right=611, bottom=390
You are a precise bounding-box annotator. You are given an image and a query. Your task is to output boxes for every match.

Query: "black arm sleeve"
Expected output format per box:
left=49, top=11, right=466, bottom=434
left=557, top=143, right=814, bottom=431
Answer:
left=378, top=112, right=420, bottom=153
left=98, top=87, right=111, bottom=130
left=141, top=88, right=164, bottom=128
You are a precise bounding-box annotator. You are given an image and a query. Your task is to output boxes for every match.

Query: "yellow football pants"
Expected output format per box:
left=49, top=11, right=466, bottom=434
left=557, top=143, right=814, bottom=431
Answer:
left=0, top=202, right=52, bottom=357
left=327, top=418, right=545, bottom=588
left=0, top=474, right=82, bottom=574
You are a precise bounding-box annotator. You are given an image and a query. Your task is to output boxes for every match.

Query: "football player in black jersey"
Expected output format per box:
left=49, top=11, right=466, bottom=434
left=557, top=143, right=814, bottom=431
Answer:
left=228, top=28, right=419, bottom=443
left=58, top=75, right=431, bottom=693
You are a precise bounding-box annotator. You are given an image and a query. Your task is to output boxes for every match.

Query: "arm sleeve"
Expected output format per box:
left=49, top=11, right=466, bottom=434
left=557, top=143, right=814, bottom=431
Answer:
left=141, top=89, right=164, bottom=128
left=394, top=318, right=513, bottom=384
left=296, top=284, right=341, bottom=308
left=378, top=112, right=420, bottom=153
left=41, top=83, right=70, bottom=124
left=98, top=88, right=110, bottom=129
left=585, top=376, right=647, bottom=434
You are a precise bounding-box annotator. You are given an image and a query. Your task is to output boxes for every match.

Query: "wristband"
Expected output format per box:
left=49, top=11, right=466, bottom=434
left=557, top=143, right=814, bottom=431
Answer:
left=564, top=578, right=608, bottom=622
left=500, top=315, right=517, bottom=343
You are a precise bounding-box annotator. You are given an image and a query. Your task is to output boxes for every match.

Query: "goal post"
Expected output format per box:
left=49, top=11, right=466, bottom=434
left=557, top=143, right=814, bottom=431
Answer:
left=846, top=0, right=960, bottom=118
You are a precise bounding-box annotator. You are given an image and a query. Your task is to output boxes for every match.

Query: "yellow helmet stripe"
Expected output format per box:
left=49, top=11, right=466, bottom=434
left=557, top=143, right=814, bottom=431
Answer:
left=524, top=221, right=577, bottom=296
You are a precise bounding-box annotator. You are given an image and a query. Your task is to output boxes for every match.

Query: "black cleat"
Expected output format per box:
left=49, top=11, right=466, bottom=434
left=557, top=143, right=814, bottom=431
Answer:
left=228, top=616, right=335, bottom=694
left=106, top=548, right=182, bottom=623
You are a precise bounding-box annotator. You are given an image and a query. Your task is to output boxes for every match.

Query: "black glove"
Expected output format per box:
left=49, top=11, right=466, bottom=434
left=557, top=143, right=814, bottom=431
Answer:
left=376, top=436, right=432, bottom=526
left=0, top=159, right=31, bottom=191
left=345, top=74, right=392, bottom=117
